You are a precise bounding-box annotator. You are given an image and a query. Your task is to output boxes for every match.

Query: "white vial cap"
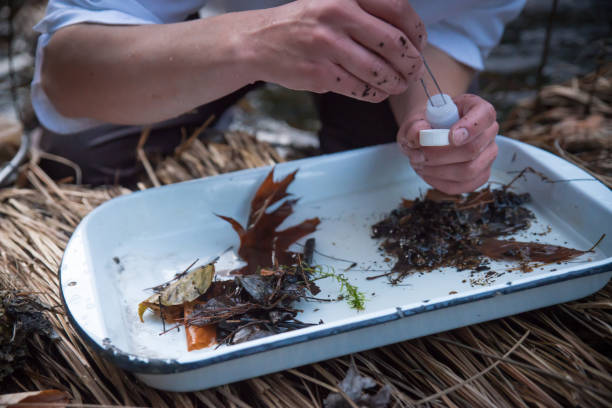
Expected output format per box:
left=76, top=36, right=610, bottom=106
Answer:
left=419, top=129, right=449, bottom=146
left=426, top=94, right=459, bottom=130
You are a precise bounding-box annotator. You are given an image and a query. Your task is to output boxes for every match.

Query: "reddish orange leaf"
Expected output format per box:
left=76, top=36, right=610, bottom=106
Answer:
left=248, top=169, right=297, bottom=228
left=218, top=169, right=319, bottom=274
left=184, top=303, right=216, bottom=351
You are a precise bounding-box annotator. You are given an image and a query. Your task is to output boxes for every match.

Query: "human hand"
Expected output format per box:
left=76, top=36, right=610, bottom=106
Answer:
left=246, top=0, right=426, bottom=102
left=397, top=94, right=499, bottom=194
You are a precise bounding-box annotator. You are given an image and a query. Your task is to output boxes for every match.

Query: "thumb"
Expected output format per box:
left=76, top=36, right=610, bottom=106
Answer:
left=398, top=115, right=431, bottom=152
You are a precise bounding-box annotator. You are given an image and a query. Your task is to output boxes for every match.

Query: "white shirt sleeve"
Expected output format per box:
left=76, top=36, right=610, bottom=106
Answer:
left=32, top=0, right=525, bottom=134
left=423, top=0, right=526, bottom=71
left=31, top=0, right=204, bottom=134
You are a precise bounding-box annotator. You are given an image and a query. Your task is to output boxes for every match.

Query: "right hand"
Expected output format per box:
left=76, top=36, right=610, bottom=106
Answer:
left=397, top=94, right=499, bottom=194
left=244, top=0, right=427, bottom=102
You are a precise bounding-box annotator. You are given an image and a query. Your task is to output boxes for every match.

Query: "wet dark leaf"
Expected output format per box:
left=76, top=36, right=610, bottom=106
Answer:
left=323, top=366, right=392, bottom=408
left=236, top=275, right=275, bottom=303
left=232, top=325, right=273, bottom=344
left=185, top=264, right=318, bottom=346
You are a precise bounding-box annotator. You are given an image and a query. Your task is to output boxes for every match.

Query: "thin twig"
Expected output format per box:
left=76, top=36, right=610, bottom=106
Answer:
left=174, top=115, right=215, bottom=157
left=36, top=152, right=83, bottom=185
left=587, top=233, right=606, bottom=252
left=136, top=127, right=161, bottom=187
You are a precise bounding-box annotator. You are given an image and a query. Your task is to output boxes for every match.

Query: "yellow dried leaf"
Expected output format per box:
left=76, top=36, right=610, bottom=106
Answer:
left=138, top=264, right=215, bottom=322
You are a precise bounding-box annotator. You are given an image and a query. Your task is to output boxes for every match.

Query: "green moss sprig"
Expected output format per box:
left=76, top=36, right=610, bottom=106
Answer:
left=309, top=265, right=366, bottom=311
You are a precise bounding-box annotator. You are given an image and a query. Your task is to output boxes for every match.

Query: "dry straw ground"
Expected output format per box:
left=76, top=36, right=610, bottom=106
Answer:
left=0, top=66, right=611, bottom=407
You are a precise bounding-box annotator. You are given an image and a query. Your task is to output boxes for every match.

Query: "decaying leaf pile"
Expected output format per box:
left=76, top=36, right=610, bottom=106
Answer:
left=185, top=263, right=320, bottom=346
left=372, top=181, right=589, bottom=282
left=323, top=364, right=391, bottom=408
left=140, top=169, right=321, bottom=349
left=0, top=290, right=56, bottom=382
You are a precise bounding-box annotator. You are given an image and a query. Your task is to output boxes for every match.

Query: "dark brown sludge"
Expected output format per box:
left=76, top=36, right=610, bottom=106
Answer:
left=372, top=187, right=589, bottom=281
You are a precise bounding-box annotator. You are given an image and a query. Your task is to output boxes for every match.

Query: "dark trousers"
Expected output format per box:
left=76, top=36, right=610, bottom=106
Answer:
left=40, top=88, right=399, bottom=186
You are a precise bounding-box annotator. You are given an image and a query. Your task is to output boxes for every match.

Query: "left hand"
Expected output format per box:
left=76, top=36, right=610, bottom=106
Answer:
left=397, top=94, right=499, bottom=194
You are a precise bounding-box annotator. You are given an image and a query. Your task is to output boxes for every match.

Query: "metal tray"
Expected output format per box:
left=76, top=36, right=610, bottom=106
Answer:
left=60, top=136, right=612, bottom=391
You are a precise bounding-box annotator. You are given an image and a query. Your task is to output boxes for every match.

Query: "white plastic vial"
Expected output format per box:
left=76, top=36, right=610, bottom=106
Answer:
left=419, top=93, right=459, bottom=146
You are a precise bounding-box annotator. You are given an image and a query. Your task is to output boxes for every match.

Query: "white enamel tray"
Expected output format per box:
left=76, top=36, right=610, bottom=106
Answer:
left=60, top=136, right=612, bottom=391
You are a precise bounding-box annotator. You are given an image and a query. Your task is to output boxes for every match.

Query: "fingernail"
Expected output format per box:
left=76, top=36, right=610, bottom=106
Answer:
left=453, top=128, right=469, bottom=145
left=409, top=149, right=425, bottom=164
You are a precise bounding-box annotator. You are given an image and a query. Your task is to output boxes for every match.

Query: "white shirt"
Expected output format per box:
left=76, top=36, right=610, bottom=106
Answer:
left=32, top=0, right=525, bottom=134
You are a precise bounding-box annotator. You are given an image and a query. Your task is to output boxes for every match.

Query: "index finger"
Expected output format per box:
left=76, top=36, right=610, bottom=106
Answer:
left=345, top=11, right=423, bottom=84
left=357, top=0, right=427, bottom=51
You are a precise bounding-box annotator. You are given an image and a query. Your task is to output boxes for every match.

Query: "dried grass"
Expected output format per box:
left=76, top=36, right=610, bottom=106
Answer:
left=502, top=62, right=612, bottom=189
left=1, top=73, right=611, bottom=406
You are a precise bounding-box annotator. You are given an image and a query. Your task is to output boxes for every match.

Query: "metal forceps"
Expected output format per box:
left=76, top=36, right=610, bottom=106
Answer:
left=419, top=53, right=447, bottom=107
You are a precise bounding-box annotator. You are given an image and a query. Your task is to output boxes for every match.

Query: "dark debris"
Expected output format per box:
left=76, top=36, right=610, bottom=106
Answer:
left=186, top=263, right=320, bottom=346
left=323, top=365, right=392, bottom=408
left=0, top=290, right=56, bottom=382
left=371, top=187, right=533, bottom=281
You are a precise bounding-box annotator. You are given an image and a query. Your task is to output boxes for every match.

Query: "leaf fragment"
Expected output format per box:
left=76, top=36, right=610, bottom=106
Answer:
left=218, top=169, right=319, bottom=275
left=0, top=390, right=71, bottom=407
left=479, top=239, right=586, bottom=264
left=138, top=264, right=215, bottom=322
left=323, top=365, right=391, bottom=408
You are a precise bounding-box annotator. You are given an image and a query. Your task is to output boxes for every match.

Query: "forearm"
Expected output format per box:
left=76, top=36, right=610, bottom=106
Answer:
left=42, top=13, right=261, bottom=125
left=42, top=0, right=429, bottom=126
left=389, top=45, right=475, bottom=124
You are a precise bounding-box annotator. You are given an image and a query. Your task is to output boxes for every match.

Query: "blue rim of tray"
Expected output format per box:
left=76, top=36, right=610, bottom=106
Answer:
left=60, top=257, right=612, bottom=375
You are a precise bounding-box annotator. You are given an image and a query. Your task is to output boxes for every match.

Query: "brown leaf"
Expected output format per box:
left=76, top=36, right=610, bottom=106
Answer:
left=216, top=214, right=245, bottom=237
left=248, top=169, right=297, bottom=228
left=218, top=169, right=319, bottom=274
left=401, top=198, right=414, bottom=208
left=0, top=390, right=70, bottom=407
left=479, top=239, right=586, bottom=264
left=275, top=218, right=322, bottom=254
left=424, top=189, right=463, bottom=203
